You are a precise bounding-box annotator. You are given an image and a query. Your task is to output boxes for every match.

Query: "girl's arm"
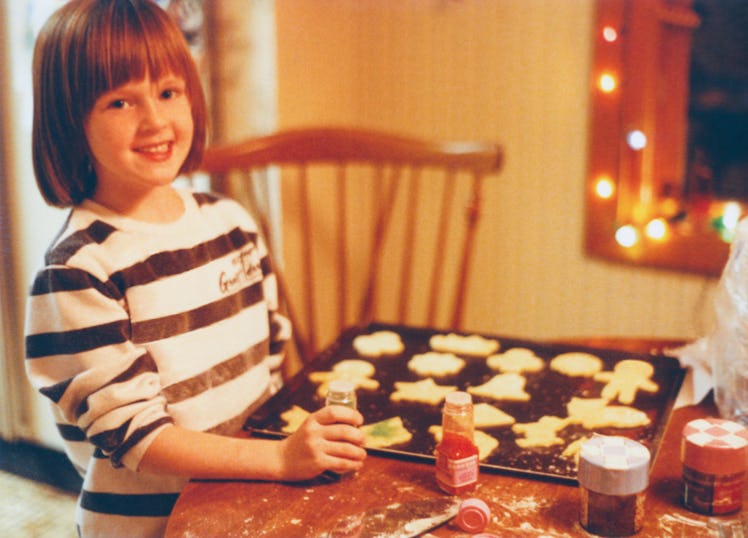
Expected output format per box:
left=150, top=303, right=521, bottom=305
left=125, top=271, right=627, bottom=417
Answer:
left=138, top=405, right=367, bottom=481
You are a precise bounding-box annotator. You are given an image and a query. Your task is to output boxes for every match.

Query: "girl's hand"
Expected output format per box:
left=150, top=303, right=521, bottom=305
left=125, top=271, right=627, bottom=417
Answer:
left=277, top=405, right=367, bottom=480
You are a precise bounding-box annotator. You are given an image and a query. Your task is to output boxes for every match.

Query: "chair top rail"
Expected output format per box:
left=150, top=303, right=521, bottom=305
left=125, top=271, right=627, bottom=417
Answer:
left=200, top=126, right=503, bottom=174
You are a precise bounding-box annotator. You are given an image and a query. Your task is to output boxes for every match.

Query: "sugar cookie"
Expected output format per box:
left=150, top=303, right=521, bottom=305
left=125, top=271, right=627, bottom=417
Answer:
left=594, top=359, right=659, bottom=404
left=428, top=425, right=499, bottom=460
left=561, top=436, right=589, bottom=462
left=467, top=373, right=531, bottom=401
left=549, top=352, right=603, bottom=377
left=486, top=347, right=544, bottom=374
left=566, top=397, right=651, bottom=429
left=408, top=351, right=466, bottom=377
left=308, top=359, right=379, bottom=397
left=512, top=416, right=569, bottom=448
left=430, top=333, right=500, bottom=357
left=362, top=416, right=413, bottom=448
left=473, top=402, right=516, bottom=428
left=280, top=405, right=310, bottom=433
left=389, top=378, right=457, bottom=405
left=353, top=330, right=405, bottom=357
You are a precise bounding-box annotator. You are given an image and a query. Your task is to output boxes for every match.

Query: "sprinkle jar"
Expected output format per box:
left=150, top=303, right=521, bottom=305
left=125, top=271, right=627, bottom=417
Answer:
left=325, top=379, right=357, bottom=410
left=577, top=436, right=651, bottom=536
left=680, top=418, right=748, bottom=515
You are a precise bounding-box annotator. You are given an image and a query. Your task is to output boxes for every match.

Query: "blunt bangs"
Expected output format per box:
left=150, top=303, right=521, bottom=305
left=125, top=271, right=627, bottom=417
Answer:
left=82, top=1, right=195, bottom=112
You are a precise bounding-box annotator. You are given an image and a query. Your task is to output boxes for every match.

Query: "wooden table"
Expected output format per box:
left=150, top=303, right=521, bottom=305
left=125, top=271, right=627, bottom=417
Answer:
left=166, top=338, right=747, bottom=538
left=166, top=400, right=748, bottom=537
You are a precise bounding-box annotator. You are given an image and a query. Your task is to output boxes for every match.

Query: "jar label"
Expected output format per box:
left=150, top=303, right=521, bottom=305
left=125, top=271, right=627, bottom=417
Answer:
left=435, top=452, right=479, bottom=488
left=580, top=487, right=644, bottom=536
left=683, top=466, right=744, bottom=515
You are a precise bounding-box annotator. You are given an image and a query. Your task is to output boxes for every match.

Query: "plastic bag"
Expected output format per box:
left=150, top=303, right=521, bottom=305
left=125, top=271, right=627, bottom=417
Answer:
left=708, top=218, right=748, bottom=425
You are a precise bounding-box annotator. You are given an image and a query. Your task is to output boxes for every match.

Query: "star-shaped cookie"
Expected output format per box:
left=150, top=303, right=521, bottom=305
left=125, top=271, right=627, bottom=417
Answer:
left=389, top=378, right=457, bottom=405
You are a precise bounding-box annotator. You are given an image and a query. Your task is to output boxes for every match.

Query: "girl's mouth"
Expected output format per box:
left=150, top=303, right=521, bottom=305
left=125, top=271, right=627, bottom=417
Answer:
left=134, top=141, right=175, bottom=163
left=136, top=141, right=172, bottom=155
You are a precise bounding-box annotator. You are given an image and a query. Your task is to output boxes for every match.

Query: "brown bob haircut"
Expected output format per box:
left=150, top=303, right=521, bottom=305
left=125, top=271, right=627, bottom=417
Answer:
left=32, top=0, right=207, bottom=207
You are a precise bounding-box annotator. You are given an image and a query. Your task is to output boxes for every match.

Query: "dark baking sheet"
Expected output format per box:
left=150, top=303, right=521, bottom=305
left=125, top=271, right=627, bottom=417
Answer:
left=245, top=323, right=685, bottom=483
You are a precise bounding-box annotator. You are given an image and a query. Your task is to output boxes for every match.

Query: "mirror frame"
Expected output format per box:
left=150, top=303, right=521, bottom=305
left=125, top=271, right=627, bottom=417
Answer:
left=585, top=0, right=732, bottom=277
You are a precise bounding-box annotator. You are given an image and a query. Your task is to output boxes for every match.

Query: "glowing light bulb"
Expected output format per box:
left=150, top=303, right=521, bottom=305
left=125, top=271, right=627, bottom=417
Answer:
left=602, top=26, right=618, bottom=42
left=627, top=130, right=647, bottom=150
left=615, top=225, right=639, bottom=248
left=594, top=176, right=615, bottom=199
left=598, top=73, right=617, bottom=93
left=722, top=201, right=741, bottom=231
left=645, top=218, right=667, bottom=240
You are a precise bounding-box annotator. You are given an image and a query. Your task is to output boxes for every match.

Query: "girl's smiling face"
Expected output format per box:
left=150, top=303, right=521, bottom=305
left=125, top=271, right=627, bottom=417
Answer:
left=84, top=72, right=194, bottom=206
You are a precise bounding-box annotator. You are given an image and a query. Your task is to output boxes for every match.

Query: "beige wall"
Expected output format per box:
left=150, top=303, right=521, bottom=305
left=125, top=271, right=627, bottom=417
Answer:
left=0, top=0, right=718, bottom=445
left=274, top=0, right=717, bottom=343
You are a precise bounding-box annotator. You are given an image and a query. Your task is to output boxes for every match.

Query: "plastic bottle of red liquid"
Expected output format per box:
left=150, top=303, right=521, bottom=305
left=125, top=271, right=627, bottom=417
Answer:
left=435, top=391, right=479, bottom=494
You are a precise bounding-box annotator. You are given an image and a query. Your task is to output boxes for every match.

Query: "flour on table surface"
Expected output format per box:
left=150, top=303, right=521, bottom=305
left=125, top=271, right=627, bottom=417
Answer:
left=477, top=491, right=577, bottom=538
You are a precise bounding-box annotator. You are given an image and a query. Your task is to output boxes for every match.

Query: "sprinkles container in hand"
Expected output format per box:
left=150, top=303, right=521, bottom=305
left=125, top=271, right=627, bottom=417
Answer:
left=577, top=436, right=651, bottom=536
left=680, top=417, right=748, bottom=515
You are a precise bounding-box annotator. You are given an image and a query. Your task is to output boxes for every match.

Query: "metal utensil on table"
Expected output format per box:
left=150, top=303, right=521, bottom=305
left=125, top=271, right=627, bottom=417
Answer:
left=320, top=496, right=461, bottom=538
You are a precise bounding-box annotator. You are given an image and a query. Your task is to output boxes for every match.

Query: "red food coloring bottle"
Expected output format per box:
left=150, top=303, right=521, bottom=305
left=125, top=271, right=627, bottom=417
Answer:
left=435, top=391, right=479, bottom=495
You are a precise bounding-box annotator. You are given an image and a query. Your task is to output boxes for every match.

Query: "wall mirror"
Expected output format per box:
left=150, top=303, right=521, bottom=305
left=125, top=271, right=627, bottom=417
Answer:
left=585, top=0, right=748, bottom=276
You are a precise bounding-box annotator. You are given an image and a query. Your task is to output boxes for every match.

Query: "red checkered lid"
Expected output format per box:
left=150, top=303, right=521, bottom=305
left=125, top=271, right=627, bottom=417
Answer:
left=681, top=418, right=748, bottom=474
left=578, top=435, right=651, bottom=495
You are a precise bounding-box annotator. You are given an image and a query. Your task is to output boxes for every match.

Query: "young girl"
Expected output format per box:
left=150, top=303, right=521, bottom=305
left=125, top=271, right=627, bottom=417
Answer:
left=25, top=1, right=366, bottom=536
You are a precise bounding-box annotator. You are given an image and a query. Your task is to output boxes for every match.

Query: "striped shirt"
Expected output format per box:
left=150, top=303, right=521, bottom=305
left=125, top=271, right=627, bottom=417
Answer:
left=25, top=189, right=290, bottom=537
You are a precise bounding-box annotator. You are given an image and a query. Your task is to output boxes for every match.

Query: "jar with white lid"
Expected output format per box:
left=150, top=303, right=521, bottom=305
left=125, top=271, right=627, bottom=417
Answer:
left=577, top=435, right=651, bottom=536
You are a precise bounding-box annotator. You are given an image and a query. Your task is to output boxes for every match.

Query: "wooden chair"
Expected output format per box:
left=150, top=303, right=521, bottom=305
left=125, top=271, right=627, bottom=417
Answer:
left=198, top=126, right=503, bottom=367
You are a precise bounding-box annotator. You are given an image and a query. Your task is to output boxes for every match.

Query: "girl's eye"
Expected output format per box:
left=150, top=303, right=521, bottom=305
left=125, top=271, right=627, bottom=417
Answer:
left=107, top=99, right=127, bottom=109
left=161, top=87, right=183, bottom=100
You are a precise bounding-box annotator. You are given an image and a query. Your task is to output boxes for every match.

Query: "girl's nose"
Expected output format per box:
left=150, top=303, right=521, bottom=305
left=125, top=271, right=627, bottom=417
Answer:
left=140, top=98, right=167, bottom=130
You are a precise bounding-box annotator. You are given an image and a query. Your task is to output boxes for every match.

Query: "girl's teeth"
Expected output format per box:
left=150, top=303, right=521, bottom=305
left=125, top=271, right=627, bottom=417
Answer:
left=140, top=143, right=169, bottom=153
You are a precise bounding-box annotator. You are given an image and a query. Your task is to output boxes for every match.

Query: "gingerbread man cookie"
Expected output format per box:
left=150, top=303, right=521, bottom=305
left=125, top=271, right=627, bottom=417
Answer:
left=594, top=359, right=659, bottom=404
